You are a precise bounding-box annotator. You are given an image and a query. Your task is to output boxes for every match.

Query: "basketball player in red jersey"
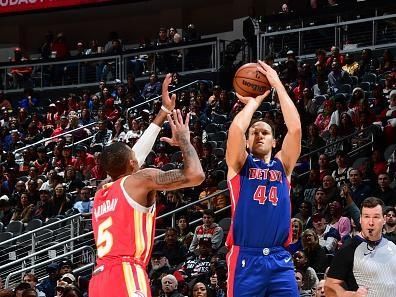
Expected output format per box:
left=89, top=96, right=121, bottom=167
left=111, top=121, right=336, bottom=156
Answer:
left=89, top=109, right=205, bottom=295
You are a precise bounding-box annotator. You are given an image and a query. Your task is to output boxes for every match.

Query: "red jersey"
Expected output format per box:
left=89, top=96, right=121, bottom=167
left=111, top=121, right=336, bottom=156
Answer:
left=92, top=176, right=156, bottom=268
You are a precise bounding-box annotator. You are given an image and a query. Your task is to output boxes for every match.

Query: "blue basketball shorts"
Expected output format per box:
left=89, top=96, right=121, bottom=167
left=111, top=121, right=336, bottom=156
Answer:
left=226, top=245, right=298, bottom=297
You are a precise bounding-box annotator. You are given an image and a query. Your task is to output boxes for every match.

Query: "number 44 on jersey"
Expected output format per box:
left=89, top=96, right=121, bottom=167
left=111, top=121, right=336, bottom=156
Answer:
left=253, top=185, right=278, bottom=206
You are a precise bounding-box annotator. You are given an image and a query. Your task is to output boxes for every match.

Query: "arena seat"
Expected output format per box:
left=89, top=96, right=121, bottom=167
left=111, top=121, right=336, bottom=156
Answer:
left=25, top=219, right=43, bottom=232
left=6, top=221, right=23, bottom=237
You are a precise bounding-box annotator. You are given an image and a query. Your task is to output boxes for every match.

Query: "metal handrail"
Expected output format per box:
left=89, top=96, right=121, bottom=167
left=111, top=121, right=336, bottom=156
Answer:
left=126, top=79, right=200, bottom=112
left=0, top=188, right=229, bottom=267
left=12, top=78, right=207, bottom=155
left=0, top=231, right=93, bottom=271
left=157, top=189, right=228, bottom=221
left=1, top=38, right=218, bottom=93
left=262, top=12, right=396, bottom=37
left=122, top=39, right=217, bottom=58
left=155, top=204, right=231, bottom=240
left=14, top=122, right=96, bottom=153
left=297, top=129, right=375, bottom=179
left=4, top=245, right=94, bottom=288
left=0, top=213, right=81, bottom=247
left=299, top=124, right=377, bottom=160
left=260, top=12, right=396, bottom=59
left=0, top=54, right=120, bottom=69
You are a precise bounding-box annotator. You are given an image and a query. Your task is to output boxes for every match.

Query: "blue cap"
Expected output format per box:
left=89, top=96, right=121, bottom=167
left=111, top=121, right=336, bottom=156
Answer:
left=47, top=263, right=59, bottom=272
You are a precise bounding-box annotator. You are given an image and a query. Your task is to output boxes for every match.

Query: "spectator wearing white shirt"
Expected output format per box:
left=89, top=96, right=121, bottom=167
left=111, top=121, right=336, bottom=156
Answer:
left=73, top=187, right=93, bottom=214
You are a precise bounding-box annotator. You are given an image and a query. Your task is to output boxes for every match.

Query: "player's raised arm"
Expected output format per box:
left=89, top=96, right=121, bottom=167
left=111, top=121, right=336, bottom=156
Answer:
left=132, top=73, right=176, bottom=168
left=257, top=61, right=301, bottom=177
left=133, top=110, right=205, bottom=191
left=226, top=91, right=270, bottom=178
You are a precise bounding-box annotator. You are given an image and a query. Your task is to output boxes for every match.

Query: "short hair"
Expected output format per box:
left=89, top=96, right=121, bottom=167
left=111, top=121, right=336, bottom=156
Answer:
left=23, top=273, right=38, bottom=283
left=22, top=289, right=37, bottom=297
left=335, top=150, right=347, bottom=158
left=165, top=227, right=178, bottom=234
left=295, top=269, right=304, bottom=277
left=15, top=283, right=31, bottom=292
left=203, top=209, right=215, bottom=218
left=360, top=197, right=384, bottom=212
left=62, top=286, right=83, bottom=297
left=246, top=119, right=275, bottom=138
left=101, top=142, right=134, bottom=179
left=161, top=274, right=178, bottom=286
left=384, top=206, right=396, bottom=216
left=350, top=168, right=361, bottom=176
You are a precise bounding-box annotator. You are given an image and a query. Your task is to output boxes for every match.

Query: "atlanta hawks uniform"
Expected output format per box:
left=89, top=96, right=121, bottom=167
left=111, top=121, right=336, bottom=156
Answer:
left=89, top=176, right=156, bottom=297
left=227, top=155, right=298, bottom=297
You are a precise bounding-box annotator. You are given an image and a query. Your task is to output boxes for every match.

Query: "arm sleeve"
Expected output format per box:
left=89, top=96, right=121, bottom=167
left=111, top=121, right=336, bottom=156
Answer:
left=324, top=237, right=338, bottom=254
left=189, top=227, right=199, bottom=252
left=132, top=123, right=161, bottom=168
left=327, top=242, right=354, bottom=281
left=211, top=227, right=224, bottom=250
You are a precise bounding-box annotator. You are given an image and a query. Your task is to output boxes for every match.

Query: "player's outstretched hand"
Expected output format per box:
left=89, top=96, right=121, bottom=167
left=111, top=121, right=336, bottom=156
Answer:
left=160, top=109, right=190, bottom=147
left=257, top=60, right=282, bottom=89
left=162, top=73, right=177, bottom=112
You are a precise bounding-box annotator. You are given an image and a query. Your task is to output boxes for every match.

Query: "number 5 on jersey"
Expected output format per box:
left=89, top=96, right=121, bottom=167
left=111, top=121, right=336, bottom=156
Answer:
left=253, top=185, right=278, bottom=206
left=97, top=217, right=113, bottom=258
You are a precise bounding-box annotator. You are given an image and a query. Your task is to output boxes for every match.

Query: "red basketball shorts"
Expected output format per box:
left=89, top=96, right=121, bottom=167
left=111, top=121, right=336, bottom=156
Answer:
left=89, top=262, right=151, bottom=297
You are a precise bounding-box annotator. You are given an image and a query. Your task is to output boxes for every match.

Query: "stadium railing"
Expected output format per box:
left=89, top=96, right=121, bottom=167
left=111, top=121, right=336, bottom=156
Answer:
left=259, top=12, right=396, bottom=60
left=297, top=124, right=377, bottom=180
left=0, top=38, right=219, bottom=93
left=0, top=188, right=230, bottom=288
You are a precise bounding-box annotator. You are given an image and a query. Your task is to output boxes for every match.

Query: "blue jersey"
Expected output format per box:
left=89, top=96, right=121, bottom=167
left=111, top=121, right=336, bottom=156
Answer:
left=227, top=155, right=292, bottom=248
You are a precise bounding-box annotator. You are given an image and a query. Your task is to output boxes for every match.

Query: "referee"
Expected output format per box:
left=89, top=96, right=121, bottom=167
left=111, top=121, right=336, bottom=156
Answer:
left=324, top=197, right=396, bottom=297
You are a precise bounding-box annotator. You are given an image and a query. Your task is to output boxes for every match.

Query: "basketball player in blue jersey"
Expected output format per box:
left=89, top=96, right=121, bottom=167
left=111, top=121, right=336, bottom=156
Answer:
left=226, top=61, right=302, bottom=297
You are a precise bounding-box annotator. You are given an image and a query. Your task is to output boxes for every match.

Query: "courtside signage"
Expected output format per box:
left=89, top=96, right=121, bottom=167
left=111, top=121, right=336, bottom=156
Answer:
left=0, top=0, right=111, bottom=14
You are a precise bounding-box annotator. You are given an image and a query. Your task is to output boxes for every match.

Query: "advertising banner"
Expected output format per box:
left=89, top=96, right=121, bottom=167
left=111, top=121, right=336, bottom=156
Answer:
left=0, top=0, right=112, bottom=14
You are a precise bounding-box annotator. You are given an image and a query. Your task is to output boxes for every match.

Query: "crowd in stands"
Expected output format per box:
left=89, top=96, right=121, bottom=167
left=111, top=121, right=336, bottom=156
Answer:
left=2, top=25, right=203, bottom=90
left=0, top=41, right=396, bottom=297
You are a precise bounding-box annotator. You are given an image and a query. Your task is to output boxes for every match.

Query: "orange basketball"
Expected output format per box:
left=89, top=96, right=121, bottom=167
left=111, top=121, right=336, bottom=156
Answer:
left=233, top=63, right=270, bottom=97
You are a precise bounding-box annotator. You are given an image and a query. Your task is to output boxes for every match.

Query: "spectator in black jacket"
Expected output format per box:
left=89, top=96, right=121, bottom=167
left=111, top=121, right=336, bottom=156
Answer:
left=33, top=189, right=54, bottom=222
left=372, top=172, right=396, bottom=207
left=153, top=227, right=188, bottom=268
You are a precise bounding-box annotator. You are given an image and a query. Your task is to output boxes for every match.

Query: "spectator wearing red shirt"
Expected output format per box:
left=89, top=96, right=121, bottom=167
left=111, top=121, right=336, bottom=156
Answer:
left=9, top=48, right=32, bottom=88
left=326, top=46, right=345, bottom=69
left=32, top=146, right=49, bottom=174
left=370, top=149, right=387, bottom=177
left=293, top=77, right=306, bottom=102
left=154, top=145, right=170, bottom=167
left=74, top=145, right=95, bottom=178
left=58, top=146, right=77, bottom=170
left=54, top=100, right=66, bottom=123
left=90, top=152, right=107, bottom=180
left=46, top=103, right=57, bottom=126
left=51, top=33, right=70, bottom=59
left=103, top=98, right=120, bottom=123
left=50, top=115, right=69, bottom=138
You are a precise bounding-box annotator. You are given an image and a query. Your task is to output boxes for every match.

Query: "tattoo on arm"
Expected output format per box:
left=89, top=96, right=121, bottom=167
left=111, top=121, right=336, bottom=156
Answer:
left=176, top=134, right=198, bottom=170
left=154, top=170, right=187, bottom=185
